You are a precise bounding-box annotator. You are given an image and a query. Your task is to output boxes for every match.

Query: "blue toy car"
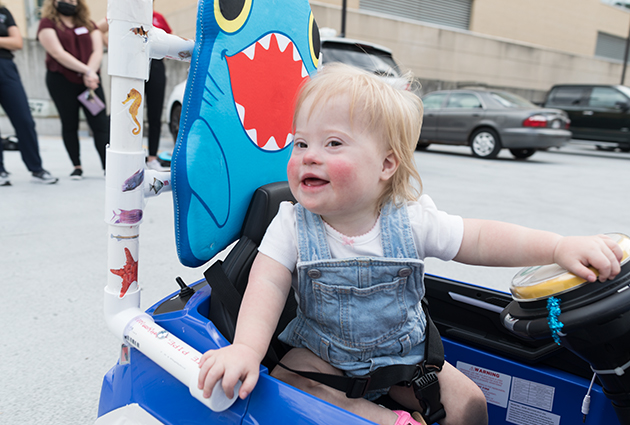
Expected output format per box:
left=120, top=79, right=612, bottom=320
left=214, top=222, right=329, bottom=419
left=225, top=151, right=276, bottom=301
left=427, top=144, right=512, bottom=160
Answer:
left=97, top=0, right=630, bottom=423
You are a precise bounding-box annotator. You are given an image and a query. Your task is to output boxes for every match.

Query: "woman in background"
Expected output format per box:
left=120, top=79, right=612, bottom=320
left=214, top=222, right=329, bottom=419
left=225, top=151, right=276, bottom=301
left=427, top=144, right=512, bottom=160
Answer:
left=38, top=0, right=109, bottom=180
left=0, top=2, right=58, bottom=185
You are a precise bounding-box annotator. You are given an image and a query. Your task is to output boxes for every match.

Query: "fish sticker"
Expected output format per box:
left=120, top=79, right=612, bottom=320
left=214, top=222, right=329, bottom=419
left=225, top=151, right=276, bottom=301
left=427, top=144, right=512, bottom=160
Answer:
left=172, top=0, right=320, bottom=267
left=122, top=169, right=144, bottom=192
left=112, top=208, right=143, bottom=224
left=131, top=26, right=149, bottom=43
left=149, top=177, right=165, bottom=195
left=123, top=88, right=143, bottom=135
left=110, top=247, right=138, bottom=298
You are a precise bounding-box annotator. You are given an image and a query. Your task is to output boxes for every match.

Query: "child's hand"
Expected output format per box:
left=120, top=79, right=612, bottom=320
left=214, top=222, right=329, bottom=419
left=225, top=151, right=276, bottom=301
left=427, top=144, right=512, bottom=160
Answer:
left=198, top=343, right=262, bottom=400
left=553, top=235, right=623, bottom=282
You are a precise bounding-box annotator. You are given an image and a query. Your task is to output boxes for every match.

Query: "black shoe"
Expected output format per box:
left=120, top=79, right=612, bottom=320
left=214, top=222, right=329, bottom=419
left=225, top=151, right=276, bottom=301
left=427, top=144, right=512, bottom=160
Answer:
left=70, top=168, right=83, bottom=180
left=32, top=170, right=59, bottom=184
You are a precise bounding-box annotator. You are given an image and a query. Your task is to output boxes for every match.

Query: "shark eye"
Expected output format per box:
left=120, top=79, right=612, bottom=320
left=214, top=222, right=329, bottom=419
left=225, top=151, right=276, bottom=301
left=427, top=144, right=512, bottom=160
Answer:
left=215, top=0, right=252, bottom=33
left=308, top=13, right=320, bottom=68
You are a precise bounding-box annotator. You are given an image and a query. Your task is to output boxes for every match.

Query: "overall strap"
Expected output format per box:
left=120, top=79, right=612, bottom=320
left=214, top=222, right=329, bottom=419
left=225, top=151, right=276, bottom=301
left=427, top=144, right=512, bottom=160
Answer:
left=380, top=201, right=419, bottom=260
left=295, top=203, right=332, bottom=262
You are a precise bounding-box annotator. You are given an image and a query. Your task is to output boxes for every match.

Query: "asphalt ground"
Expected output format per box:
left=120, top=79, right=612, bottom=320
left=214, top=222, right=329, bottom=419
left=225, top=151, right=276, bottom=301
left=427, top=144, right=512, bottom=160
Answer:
left=1, top=135, right=629, bottom=424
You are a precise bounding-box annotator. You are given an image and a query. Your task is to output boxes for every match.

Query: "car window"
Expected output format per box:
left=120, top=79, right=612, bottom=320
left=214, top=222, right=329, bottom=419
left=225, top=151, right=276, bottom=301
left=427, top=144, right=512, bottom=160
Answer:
left=489, top=91, right=536, bottom=108
left=321, top=43, right=401, bottom=77
left=445, top=93, right=482, bottom=109
left=588, top=87, right=629, bottom=109
left=546, top=86, right=585, bottom=106
left=422, top=93, right=448, bottom=110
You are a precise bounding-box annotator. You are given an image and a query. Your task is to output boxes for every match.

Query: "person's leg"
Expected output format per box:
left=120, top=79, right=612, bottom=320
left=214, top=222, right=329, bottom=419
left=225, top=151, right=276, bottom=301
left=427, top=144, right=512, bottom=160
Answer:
left=0, top=59, right=44, bottom=173
left=145, top=59, right=166, bottom=159
left=81, top=84, right=110, bottom=170
left=388, top=361, right=488, bottom=425
left=271, top=348, right=399, bottom=425
left=0, top=131, right=5, bottom=175
left=46, top=71, right=83, bottom=169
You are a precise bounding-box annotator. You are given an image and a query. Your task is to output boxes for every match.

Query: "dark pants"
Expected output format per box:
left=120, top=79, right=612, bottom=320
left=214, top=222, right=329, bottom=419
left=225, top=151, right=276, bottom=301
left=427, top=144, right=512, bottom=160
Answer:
left=145, top=59, right=166, bottom=157
left=46, top=71, right=109, bottom=169
left=0, top=58, right=44, bottom=173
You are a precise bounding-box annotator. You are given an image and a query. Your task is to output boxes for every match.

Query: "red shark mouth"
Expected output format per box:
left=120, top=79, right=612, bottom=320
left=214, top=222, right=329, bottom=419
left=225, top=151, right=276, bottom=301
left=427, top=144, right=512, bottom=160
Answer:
left=226, top=33, right=310, bottom=151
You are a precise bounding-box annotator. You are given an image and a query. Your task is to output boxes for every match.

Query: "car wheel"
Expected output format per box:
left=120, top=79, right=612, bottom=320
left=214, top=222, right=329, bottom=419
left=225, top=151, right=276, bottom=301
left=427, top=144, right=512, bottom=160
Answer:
left=510, top=148, right=536, bottom=159
left=470, top=128, right=501, bottom=159
left=169, top=102, right=182, bottom=142
left=416, top=142, right=431, bottom=150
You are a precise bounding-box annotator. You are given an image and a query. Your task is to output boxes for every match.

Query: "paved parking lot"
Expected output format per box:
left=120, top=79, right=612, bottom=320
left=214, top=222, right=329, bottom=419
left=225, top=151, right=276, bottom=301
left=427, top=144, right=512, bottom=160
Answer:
left=0, top=136, right=628, bottom=424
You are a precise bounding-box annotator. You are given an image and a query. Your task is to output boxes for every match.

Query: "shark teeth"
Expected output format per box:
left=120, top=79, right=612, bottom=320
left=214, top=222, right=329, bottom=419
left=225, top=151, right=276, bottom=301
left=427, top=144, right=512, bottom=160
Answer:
left=235, top=33, right=306, bottom=150
left=236, top=101, right=291, bottom=151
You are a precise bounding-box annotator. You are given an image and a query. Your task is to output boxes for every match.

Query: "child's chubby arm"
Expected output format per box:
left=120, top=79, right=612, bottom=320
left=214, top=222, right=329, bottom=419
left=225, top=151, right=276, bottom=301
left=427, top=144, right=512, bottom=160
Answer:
left=454, top=219, right=623, bottom=282
left=197, top=252, right=293, bottom=400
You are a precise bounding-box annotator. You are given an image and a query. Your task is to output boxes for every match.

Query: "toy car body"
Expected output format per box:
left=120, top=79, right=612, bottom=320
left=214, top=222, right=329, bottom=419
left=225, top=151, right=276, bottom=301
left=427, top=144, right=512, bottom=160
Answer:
left=97, top=0, right=630, bottom=424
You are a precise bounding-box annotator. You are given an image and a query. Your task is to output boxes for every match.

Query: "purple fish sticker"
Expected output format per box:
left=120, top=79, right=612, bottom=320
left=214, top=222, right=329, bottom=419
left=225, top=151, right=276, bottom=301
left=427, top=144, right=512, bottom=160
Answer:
left=112, top=209, right=143, bottom=224
left=122, top=169, right=144, bottom=192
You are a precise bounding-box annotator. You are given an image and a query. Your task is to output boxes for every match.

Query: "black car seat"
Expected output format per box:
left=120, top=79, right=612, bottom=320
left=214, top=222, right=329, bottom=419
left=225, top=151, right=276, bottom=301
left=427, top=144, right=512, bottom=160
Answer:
left=204, top=181, right=297, bottom=369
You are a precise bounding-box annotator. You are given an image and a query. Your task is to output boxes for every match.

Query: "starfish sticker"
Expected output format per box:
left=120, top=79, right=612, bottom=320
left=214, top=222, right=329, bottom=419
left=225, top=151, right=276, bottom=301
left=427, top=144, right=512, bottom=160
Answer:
left=110, top=247, right=138, bottom=298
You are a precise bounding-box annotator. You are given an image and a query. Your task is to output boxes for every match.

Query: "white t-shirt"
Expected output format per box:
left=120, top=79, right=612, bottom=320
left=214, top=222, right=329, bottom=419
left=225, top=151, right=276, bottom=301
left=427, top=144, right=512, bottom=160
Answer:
left=259, top=195, right=464, bottom=272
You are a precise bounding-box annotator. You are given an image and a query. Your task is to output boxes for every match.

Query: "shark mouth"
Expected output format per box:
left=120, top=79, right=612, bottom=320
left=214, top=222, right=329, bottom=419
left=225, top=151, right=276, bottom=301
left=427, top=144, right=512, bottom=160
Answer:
left=226, top=33, right=310, bottom=151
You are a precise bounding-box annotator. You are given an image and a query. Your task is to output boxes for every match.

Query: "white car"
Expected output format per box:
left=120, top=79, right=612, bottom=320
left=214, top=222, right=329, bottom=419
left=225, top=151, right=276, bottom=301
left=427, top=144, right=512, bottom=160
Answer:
left=166, top=31, right=408, bottom=141
left=166, top=79, right=187, bottom=141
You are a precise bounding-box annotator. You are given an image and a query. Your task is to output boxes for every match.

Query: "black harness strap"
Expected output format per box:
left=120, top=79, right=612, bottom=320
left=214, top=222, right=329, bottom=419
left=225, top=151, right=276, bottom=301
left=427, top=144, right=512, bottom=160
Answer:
left=279, top=305, right=446, bottom=424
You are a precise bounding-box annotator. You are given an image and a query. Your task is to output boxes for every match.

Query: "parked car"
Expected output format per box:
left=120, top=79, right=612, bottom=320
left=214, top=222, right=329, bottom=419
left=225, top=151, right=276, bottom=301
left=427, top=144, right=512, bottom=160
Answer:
left=542, top=84, right=630, bottom=152
left=318, top=32, right=409, bottom=91
left=166, top=80, right=186, bottom=141
left=418, top=89, right=572, bottom=159
left=166, top=32, right=408, bottom=141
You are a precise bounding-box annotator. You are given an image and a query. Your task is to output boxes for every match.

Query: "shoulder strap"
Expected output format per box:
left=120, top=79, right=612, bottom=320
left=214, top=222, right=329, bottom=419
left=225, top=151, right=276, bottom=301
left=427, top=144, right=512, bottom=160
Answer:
left=204, top=260, right=243, bottom=319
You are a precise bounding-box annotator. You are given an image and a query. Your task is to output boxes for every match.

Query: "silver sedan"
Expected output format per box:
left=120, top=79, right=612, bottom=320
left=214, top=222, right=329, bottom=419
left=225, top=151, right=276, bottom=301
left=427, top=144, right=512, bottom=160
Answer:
left=419, top=89, right=572, bottom=159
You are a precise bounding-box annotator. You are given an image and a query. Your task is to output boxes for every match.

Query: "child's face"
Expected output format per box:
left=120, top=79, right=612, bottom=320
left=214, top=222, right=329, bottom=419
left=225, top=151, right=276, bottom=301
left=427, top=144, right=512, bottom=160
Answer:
left=288, top=94, right=398, bottom=229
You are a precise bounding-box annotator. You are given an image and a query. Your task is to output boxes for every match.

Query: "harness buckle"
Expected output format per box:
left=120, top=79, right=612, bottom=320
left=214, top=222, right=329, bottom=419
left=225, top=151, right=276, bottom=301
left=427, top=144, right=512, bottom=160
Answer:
left=411, top=364, right=446, bottom=423
left=346, top=376, right=372, bottom=398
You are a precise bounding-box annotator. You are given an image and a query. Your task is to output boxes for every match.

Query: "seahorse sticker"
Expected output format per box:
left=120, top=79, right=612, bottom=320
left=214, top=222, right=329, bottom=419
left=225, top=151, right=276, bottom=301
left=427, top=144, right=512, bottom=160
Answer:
left=122, top=88, right=142, bottom=135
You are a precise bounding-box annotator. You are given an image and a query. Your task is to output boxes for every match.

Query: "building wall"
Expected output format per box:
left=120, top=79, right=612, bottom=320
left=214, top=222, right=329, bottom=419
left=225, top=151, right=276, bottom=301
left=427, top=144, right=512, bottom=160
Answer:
left=309, top=1, right=627, bottom=102
left=1, top=0, right=629, bottom=133
left=469, top=0, right=630, bottom=57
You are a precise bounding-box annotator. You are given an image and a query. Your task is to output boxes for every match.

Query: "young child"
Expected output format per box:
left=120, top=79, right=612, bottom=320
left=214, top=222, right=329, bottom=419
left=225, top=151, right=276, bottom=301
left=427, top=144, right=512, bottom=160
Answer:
left=198, top=63, right=623, bottom=425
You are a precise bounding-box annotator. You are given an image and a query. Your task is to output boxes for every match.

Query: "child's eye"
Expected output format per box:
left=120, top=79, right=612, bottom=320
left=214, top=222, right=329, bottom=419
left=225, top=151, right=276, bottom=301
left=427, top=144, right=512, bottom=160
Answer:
left=327, top=140, right=342, bottom=147
left=294, top=141, right=307, bottom=149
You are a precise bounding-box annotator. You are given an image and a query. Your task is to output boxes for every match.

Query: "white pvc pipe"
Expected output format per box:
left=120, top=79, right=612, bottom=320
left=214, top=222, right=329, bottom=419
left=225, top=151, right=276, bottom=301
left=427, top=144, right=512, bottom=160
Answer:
left=103, top=0, right=238, bottom=413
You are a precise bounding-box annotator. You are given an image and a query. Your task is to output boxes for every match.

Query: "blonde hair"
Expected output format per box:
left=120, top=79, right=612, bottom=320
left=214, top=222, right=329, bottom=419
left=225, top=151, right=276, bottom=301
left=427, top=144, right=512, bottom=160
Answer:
left=293, top=63, right=423, bottom=210
left=41, top=0, right=95, bottom=31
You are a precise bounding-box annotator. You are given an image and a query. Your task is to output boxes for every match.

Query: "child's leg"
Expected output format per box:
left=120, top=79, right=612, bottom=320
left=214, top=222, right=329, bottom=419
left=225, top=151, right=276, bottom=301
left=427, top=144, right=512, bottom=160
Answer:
left=388, top=361, right=488, bottom=425
left=271, top=348, right=399, bottom=425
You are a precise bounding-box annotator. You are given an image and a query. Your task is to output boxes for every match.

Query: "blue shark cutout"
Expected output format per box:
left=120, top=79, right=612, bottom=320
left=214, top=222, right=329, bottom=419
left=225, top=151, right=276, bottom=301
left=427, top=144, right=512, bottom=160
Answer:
left=172, top=0, right=320, bottom=267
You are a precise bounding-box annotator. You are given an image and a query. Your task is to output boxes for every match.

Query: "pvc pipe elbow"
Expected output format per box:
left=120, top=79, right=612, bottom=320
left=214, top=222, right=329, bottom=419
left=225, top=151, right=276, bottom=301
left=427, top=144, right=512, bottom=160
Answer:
left=104, top=286, right=152, bottom=342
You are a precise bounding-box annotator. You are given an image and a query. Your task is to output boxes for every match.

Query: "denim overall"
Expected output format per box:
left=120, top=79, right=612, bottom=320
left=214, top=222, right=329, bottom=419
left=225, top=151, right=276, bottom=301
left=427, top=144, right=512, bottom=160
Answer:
left=278, top=202, right=428, bottom=390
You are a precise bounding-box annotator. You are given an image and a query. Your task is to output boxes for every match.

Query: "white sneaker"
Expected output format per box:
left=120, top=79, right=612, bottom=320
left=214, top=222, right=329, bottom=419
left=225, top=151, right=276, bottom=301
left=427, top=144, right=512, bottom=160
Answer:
left=32, top=170, right=59, bottom=184
left=146, top=158, right=170, bottom=172
left=0, top=171, right=10, bottom=186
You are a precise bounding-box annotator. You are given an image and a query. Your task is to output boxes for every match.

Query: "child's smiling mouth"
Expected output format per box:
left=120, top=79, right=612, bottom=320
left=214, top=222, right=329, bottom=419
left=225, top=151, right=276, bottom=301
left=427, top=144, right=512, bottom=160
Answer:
left=302, top=177, right=329, bottom=187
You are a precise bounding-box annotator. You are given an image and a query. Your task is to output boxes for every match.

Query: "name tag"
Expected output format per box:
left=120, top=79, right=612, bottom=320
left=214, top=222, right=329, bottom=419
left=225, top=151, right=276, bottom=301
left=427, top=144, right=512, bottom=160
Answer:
left=74, top=27, right=88, bottom=35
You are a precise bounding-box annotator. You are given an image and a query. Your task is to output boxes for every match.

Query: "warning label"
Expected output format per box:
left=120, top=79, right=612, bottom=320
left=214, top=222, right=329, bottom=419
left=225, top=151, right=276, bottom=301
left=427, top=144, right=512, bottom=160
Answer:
left=506, top=401, right=560, bottom=425
left=457, top=361, right=511, bottom=408
left=510, top=376, right=555, bottom=411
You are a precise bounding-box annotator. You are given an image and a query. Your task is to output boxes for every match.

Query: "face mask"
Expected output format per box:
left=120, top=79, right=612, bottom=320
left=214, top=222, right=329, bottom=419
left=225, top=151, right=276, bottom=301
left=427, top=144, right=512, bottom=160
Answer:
left=56, top=1, right=77, bottom=17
